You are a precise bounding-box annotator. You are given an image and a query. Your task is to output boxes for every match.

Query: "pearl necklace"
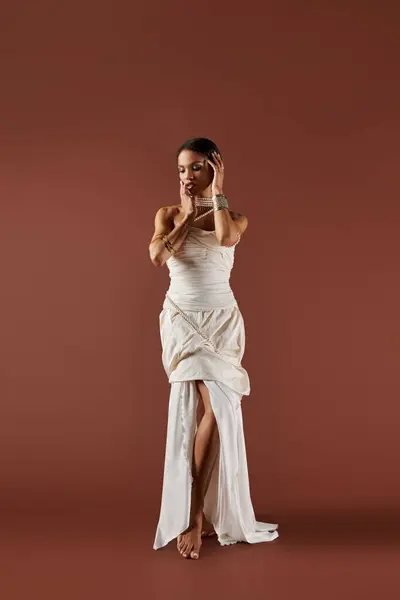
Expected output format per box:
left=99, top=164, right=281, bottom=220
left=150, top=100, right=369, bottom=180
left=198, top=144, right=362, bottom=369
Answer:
left=191, top=196, right=213, bottom=222
left=195, top=197, right=214, bottom=207
left=192, top=196, right=214, bottom=222
left=193, top=207, right=214, bottom=222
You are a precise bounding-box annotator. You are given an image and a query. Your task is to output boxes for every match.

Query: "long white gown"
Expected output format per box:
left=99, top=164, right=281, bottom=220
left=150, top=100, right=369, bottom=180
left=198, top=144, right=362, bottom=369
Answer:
left=153, top=225, right=279, bottom=550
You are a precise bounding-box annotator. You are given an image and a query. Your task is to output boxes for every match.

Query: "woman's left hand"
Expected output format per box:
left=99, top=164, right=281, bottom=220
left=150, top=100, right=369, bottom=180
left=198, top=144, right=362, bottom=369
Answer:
left=207, top=151, right=224, bottom=196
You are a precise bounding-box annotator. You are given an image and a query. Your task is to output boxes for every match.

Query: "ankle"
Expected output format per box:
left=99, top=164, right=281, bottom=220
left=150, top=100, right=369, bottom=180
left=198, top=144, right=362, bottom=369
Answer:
left=194, top=511, right=203, bottom=529
left=189, top=507, right=203, bottom=528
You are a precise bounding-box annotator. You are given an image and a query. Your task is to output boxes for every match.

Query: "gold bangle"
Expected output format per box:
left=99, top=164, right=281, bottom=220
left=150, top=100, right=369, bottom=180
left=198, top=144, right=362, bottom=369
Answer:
left=162, top=235, right=175, bottom=254
left=165, top=237, right=174, bottom=252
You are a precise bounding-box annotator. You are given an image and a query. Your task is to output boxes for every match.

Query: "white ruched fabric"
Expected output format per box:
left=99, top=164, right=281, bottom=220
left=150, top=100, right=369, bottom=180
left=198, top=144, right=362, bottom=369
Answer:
left=153, top=226, right=279, bottom=550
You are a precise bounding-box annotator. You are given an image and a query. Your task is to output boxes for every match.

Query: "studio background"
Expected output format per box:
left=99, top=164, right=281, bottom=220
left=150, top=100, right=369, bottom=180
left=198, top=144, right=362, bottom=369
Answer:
left=0, top=2, right=399, bottom=595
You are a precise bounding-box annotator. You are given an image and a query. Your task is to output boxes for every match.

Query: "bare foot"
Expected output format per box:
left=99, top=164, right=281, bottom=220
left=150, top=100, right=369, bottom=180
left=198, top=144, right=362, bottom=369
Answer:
left=176, top=513, right=202, bottom=559
left=201, top=513, right=216, bottom=537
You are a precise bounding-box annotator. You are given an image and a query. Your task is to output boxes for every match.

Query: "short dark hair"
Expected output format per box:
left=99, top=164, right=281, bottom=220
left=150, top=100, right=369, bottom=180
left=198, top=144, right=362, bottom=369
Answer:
left=176, top=137, right=222, bottom=161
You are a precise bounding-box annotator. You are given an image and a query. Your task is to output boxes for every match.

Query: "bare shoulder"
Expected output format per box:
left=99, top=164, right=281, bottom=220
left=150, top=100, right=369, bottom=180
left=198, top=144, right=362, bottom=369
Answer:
left=229, top=210, right=248, bottom=235
left=153, top=204, right=182, bottom=226
left=150, top=205, right=182, bottom=244
left=154, top=204, right=181, bottom=219
left=229, top=210, right=247, bottom=220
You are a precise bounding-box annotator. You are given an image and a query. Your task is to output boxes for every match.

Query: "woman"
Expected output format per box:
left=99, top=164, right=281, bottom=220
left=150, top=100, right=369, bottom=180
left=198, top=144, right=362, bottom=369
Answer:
left=149, top=138, right=279, bottom=560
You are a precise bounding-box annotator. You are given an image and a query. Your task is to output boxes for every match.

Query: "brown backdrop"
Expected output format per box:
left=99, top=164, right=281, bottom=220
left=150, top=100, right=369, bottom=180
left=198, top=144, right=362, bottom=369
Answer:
left=1, top=1, right=399, bottom=535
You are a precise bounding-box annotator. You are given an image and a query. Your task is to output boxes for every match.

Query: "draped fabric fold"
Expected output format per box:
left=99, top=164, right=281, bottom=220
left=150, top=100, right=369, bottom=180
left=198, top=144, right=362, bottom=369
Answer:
left=153, top=226, right=279, bottom=549
left=153, top=380, right=279, bottom=549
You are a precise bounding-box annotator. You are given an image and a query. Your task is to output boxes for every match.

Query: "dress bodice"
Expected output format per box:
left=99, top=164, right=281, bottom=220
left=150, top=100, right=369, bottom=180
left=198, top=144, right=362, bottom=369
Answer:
left=164, top=226, right=237, bottom=310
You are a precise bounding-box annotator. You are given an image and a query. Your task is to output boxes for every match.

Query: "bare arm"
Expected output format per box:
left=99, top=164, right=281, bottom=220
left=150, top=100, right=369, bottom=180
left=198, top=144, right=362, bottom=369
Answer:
left=215, top=209, right=249, bottom=246
left=149, top=207, right=193, bottom=267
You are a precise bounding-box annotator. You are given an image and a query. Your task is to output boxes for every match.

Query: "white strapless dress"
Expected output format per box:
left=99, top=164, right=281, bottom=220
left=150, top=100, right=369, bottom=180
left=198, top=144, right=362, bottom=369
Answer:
left=153, top=226, right=279, bottom=549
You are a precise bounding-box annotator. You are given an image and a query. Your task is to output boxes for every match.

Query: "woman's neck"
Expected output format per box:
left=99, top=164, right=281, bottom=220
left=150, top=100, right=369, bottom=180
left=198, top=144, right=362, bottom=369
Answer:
left=198, top=185, right=213, bottom=199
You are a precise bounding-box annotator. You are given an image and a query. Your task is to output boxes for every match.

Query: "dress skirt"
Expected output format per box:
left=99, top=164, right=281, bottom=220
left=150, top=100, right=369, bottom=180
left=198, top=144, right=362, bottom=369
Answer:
left=153, top=294, right=279, bottom=549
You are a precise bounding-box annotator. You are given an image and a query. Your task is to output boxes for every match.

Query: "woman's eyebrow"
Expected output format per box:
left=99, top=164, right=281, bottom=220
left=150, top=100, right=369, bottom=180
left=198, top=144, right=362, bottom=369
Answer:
left=178, top=160, right=204, bottom=167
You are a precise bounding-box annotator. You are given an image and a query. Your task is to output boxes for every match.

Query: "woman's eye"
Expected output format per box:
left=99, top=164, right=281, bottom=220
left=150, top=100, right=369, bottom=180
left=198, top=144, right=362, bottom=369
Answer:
left=193, top=165, right=201, bottom=171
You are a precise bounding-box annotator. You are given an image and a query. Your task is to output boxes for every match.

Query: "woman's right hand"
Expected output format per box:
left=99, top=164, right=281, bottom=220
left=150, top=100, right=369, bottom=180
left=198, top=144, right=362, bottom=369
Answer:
left=180, top=181, right=195, bottom=218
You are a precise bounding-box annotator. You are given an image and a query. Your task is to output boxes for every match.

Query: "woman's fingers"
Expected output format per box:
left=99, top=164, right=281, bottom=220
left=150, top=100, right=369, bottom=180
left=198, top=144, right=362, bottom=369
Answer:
left=180, top=181, right=192, bottom=200
left=212, top=151, right=224, bottom=169
left=208, top=152, right=224, bottom=172
left=207, top=158, right=216, bottom=171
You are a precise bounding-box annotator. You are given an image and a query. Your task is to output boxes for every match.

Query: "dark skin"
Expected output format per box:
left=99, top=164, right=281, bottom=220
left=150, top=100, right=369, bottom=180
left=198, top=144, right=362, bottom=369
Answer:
left=175, top=149, right=248, bottom=239
left=149, top=150, right=248, bottom=559
left=149, top=150, right=248, bottom=268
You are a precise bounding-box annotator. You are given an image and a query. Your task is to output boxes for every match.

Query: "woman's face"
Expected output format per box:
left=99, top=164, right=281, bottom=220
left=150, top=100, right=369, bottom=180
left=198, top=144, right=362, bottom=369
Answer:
left=177, top=149, right=213, bottom=196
